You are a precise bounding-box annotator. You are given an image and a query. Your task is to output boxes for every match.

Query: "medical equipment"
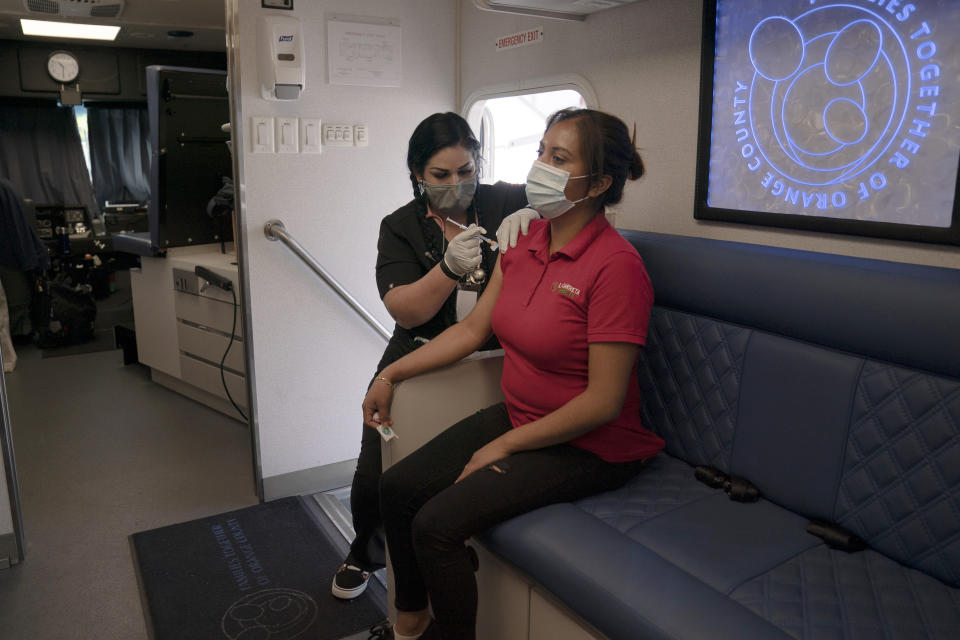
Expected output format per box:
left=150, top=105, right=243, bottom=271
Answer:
left=444, top=217, right=499, bottom=250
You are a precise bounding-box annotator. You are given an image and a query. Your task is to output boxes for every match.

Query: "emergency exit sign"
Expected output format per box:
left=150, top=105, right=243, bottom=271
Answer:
left=495, top=26, right=544, bottom=52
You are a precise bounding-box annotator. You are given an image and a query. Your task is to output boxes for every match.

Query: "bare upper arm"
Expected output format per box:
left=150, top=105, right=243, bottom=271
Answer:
left=381, top=285, right=404, bottom=320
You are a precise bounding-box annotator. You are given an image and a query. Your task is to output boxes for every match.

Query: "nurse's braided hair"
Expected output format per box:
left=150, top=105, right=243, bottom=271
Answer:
left=407, top=113, right=482, bottom=264
left=544, top=108, right=644, bottom=207
left=407, top=112, right=481, bottom=199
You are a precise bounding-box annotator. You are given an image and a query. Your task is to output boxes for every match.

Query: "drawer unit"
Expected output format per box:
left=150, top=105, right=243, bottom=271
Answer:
left=132, top=249, right=247, bottom=422
left=179, top=354, right=247, bottom=408
left=174, top=292, right=244, bottom=338
left=177, top=321, right=245, bottom=372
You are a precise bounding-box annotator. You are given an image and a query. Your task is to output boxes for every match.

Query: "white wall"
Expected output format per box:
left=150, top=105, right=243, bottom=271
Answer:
left=460, top=0, right=960, bottom=269
left=233, top=0, right=457, bottom=486
left=236, top=0, right=957, bottom=492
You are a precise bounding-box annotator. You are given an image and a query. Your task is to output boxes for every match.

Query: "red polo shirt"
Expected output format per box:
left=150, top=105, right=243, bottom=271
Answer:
left=491, top=214, right=664, bottom=462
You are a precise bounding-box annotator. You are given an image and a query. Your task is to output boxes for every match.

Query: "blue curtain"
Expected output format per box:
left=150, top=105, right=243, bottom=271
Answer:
left=0, top=178, right=49, bottom=272
left=0, top=104, right=100, bottom=218
left=86, top=106, right=151, bottom=207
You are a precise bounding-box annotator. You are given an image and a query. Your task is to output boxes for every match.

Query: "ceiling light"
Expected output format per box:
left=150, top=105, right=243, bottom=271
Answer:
left=20, top=18, right=120, bottom=41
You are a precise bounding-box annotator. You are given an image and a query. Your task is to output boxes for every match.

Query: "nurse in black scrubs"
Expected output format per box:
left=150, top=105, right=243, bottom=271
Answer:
left=332, top=112, right=530, bottom=600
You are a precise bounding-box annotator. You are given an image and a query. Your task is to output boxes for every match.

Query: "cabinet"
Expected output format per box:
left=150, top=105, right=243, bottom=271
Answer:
left=130, top=245, right=247, bottom=421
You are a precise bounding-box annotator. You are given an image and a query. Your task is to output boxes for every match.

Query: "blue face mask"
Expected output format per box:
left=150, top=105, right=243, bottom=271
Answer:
left=524, top=161, right=591, bottom=219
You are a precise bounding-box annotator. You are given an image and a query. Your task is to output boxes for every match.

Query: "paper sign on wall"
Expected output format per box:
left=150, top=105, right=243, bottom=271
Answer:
left=494, top=26, right=544, bottom=52
left=327, top=19, right=401, bottom=87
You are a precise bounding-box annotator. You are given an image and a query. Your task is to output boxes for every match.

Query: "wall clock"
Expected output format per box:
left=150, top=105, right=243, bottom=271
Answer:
left=47, top=51, right=80, bottom=84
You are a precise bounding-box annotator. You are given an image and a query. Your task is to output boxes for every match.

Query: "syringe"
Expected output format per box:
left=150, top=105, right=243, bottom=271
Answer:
left=445, top=217, right=499, bottom=250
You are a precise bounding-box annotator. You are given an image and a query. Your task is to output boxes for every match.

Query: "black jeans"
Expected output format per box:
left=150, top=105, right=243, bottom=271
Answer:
left=379, top=403, right=646, bottom=640
left=347, top=335, right=418, bottom=569
left=348, top=416, right=387, bottom=568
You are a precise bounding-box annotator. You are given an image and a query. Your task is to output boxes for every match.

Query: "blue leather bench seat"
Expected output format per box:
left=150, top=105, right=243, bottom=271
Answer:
left=732, top=546, right=960, bottom=640
left=481, top=232, right=960, bottom=640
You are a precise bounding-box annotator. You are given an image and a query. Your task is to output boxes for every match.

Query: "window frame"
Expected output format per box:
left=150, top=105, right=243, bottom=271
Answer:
left=463, top=74, right=597, bottom=184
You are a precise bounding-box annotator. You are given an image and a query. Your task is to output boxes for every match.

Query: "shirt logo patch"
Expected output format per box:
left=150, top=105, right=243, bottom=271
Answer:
left=551, top=281, right=581, bottom=298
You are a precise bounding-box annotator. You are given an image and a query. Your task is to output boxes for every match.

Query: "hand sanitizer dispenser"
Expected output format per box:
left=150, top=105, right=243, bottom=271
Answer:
left=259, top=15, right=305, bottom=100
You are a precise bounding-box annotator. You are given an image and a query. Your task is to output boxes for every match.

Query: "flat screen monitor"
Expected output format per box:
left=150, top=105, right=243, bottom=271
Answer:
left=146, top=66, right=231, bottom=250
left=695, top=0, right=960, bottom=245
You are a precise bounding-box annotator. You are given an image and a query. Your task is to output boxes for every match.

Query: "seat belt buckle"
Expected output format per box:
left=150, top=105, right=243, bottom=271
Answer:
left=807, top=520, right=867, bottom=552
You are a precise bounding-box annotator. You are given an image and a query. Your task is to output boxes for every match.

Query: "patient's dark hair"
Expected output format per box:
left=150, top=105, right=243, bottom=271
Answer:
left=407, top=112, right=481, bottom=199
left=544, top=108, right=644, bottom=207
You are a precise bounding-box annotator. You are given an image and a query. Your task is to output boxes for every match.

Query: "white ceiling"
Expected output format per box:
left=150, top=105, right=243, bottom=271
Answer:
left=0, top=0, right=226, bottom=51
left=0, top=0, right=646, bottom=52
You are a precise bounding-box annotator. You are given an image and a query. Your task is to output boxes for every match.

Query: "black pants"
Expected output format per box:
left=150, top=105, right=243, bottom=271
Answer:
left=348, top=415, right=388, bottom=568
left=347, top=335, right=417, bottom=569
left=380, top=403, right=646, bottom=640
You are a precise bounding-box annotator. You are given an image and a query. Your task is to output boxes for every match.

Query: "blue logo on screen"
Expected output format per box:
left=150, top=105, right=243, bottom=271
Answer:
left=727, top=2, right=946, bottom=211
left=748, top=6, right=910, bottom=188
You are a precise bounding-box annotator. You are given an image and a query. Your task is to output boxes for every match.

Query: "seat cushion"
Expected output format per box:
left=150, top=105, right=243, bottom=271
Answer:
left=485, top=454, right=817, bottom=637
left=731, top=546, right=960, bottom=640
left=579, top=454, right=819, bottom=593
left=610, top=492, right=819, bottom=594
left=576, top=454, right=717, bottom=528
left=483, top=503, right=794, bottom=640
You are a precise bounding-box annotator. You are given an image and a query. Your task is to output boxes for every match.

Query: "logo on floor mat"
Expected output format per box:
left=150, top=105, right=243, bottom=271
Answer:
left=221, top=588, right=318, bottom=639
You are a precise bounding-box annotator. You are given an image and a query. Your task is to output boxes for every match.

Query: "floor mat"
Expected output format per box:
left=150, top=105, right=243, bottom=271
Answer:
left=131, top=496, right=385, bottom=640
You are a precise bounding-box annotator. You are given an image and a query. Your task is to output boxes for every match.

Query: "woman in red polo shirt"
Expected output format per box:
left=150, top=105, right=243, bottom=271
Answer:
left=363, top=108, right=664, bottom=640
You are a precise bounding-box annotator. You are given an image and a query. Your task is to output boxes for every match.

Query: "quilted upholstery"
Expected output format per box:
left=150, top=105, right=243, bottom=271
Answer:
left=731, top=546, right=960, bottom=640
left=835, top=361, right=960, bottom=587
left=470, top=233, right=960, bottom=640
left=575, top=454, right=716, bottom=531
left=637, top=308, right=750, bottom=471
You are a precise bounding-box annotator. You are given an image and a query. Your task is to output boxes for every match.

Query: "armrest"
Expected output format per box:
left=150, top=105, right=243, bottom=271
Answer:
left=382, top=349, right=505, bottom=470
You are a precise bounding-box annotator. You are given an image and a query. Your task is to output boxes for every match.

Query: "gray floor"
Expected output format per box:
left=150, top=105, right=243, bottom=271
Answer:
left=0, top=344, right=261, bottom=639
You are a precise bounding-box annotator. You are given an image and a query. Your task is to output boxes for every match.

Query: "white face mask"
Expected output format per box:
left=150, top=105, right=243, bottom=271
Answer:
left=525, top=160, right=591, bottom=219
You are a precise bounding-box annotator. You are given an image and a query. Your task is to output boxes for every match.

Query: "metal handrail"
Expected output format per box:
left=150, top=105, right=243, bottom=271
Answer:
left=264, top=220, right=391, bottom=342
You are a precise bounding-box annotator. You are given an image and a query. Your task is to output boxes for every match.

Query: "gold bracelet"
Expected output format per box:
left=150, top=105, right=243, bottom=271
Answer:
left=374, top=376, right=393, bottom=387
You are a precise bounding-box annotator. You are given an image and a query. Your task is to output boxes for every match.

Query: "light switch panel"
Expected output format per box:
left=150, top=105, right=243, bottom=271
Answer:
left=252, top=116, right=274, bottom=153
left=300, top=118, right=321, bottom=153
left=276, top=117, right=298, bottom=153
left=322, top=123, right=354, bottom=147
left=354, top=124, right=369, bottom=147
